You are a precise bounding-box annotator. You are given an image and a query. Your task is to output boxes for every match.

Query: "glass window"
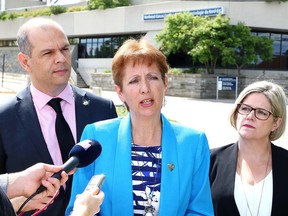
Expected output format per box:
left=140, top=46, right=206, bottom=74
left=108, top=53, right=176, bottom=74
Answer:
left=97, top=38, right=104, bottom=58
left=86, top=38, right=93, bottom=58
left=252, top=31, right=288, bottom=70
left=255, top=32, right=270, bottom=69
left=80, top=38, right=87, bottom=44
left=69, top=38, right=79, bottom=45
left=0, top=40, right=17, bottom=47
left=271, top=33, right=281, bottom=56
left=271, top=33, right=281, bottom=69
left=257, top=32, right=270, bottom=38
left=77, top=34, right=144, bottom=59
left=281, top=34, right=288, bottom=55
left=280, top=34, right=288, bottom=70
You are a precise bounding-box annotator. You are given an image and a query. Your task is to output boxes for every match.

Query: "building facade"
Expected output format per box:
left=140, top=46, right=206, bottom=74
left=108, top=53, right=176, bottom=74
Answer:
left=0, top=1, right=287, bottom=84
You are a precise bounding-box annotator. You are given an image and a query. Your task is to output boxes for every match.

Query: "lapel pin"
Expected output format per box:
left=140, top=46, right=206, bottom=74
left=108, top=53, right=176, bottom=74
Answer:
left=167, top=163, right=175, bottom=171
left=82, top=99, right=90, bottom=106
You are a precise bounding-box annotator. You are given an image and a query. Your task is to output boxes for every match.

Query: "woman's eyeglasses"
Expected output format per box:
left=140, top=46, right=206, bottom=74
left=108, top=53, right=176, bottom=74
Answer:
left=237, top=103, right=273, bottom=120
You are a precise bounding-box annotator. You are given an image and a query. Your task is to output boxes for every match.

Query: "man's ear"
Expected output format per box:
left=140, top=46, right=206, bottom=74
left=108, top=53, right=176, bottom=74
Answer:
left=18, top=52, right=31, bottom=72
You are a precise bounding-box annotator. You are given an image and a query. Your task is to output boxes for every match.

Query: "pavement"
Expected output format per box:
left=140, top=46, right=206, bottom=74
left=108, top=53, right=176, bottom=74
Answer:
left=0, top=86, right=20, bottom=94
left=1, top=80, right=288, bottom=150
left=0, top=74, right=29, bottom=94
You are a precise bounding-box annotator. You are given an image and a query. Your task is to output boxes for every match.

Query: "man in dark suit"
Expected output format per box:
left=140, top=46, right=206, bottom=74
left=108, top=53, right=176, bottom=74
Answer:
left=0, top=17, right=117, bottom=215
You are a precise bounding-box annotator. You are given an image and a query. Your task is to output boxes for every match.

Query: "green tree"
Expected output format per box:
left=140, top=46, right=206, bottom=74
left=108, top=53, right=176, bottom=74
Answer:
left=156, top=12, right=231, bottom=74
left=154, top=12, right=196, bottom=55
left=189, top=14, right=231, bottom=74
left=156, top=12, right=273, bottom=74
left=221, top=22, right=273, bottom=74
left=254, top=35, right=274, bottom=69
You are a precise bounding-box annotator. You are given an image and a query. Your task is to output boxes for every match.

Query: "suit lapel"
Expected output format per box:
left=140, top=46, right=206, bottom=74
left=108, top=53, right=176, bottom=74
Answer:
left=216, top=143, right=240, bottom=215
left=158, top=115, right=180, bottom=215
left=112, top=114, right=134, bottom=215
left=16, top=87, right=53, bottom=164
left=220, top=143, right=238, bottom=196
left=72, top=86, right=90, bottom=142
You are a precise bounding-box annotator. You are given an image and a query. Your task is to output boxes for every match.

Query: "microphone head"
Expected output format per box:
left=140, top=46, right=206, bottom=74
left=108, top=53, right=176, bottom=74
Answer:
left=68, top=139, right=102, bottom=167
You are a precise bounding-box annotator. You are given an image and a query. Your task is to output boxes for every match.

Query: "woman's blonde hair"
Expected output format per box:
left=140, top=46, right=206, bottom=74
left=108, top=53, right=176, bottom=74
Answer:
left=229, top=80, right=287, bottom=141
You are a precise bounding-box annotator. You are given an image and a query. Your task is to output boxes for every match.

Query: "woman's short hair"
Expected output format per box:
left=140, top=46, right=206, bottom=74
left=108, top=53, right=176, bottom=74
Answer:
left=112, top=37, right=169, bottom=90
left=229, top=80, right=287, bottom=141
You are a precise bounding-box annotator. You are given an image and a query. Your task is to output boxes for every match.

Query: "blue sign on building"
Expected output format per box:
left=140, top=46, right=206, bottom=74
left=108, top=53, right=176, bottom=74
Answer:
left=143, top=7, right=224, bottom=21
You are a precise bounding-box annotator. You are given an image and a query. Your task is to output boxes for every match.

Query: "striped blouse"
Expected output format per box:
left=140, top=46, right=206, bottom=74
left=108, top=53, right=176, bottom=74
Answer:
left=132, top=144, right=162, bottom=216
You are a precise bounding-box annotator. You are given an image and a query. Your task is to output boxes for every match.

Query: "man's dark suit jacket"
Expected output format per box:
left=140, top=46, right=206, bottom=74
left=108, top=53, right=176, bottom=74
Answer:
left=0, top=187, right=16, bottom=216
left=0, top=85, right=117, bottom=216
left=210, top=142, right=288, bottom=216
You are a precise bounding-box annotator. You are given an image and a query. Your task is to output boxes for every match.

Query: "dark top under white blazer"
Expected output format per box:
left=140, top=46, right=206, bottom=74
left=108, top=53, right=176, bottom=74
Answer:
left=210, top=142, right=288, bottom=216
left=0, top=84, right=117, bottom=216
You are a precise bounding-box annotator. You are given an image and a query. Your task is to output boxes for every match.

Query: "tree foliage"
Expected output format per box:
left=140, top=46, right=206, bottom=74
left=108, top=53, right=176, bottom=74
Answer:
left=155, top=12, right=273, bottom=74
left=0, top=0, right=129, bottom=20
left=189, top=14, right=231, bottom=74
left=221, top=23, right=273, bottom=74
left=88, top=0, right=129, bottom=10
left=50, top=5, right=67, bottom=15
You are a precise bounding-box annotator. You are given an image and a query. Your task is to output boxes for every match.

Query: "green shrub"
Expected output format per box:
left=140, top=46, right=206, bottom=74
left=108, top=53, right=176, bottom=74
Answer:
left=0, top=11, right=8, bottom=20
left=50, top=5, right=67, bottom=15
left=0, top=1, right=129, bottom=20
left=0, top=11, right=21, bottom=20
left=31, top=8, right=52, bottom=17
left=7, top=12, right=18, bottom=20
left=103, top=69, right=112, bottom=74
left=67, top=6, right=88, bottom=12
left=88, top=0, right=129, bottom=10
left=169, top=68, right=183, bottom=74
left=169, top=68, right=207, bottom=74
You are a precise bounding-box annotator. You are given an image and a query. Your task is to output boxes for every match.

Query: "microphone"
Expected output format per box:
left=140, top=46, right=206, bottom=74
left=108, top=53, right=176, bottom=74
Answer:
left=36, top=139, right=102, bottom=194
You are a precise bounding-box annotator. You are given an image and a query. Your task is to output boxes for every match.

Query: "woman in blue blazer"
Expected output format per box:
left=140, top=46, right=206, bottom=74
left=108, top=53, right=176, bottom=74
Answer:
left=66, top=38, right=213, bottom=216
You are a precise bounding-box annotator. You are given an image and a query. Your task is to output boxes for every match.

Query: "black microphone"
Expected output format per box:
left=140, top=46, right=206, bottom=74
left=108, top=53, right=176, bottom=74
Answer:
left=36, top=139, right=102, bottom=194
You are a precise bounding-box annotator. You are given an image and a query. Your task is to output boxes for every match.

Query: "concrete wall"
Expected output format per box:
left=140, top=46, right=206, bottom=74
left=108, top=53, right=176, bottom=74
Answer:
left=1, top=68, right=287, bottom=99
left=2, top=0, right=45, bottom=11
left=0, top=47, right=25, bottom=74
left=90, top=73, right=288, bottom=99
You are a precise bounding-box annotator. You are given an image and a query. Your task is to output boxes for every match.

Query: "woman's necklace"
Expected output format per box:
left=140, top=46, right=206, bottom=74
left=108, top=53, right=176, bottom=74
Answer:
left=132, top=144, right=161, bottom=216
left=239, top=152, right=270, bottom=216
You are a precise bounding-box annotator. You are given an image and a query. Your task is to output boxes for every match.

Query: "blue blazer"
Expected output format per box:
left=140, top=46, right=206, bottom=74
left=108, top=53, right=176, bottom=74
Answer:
left=66, top=113, right=214, bottom=216
left=0, top=85, right=117, bottom=216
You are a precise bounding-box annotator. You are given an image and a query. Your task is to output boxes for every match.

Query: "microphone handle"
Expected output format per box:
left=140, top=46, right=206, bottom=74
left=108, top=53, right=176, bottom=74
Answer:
left=36, top=157, right=79, bottom=194
left=61, top=156, right=80, bottom=174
